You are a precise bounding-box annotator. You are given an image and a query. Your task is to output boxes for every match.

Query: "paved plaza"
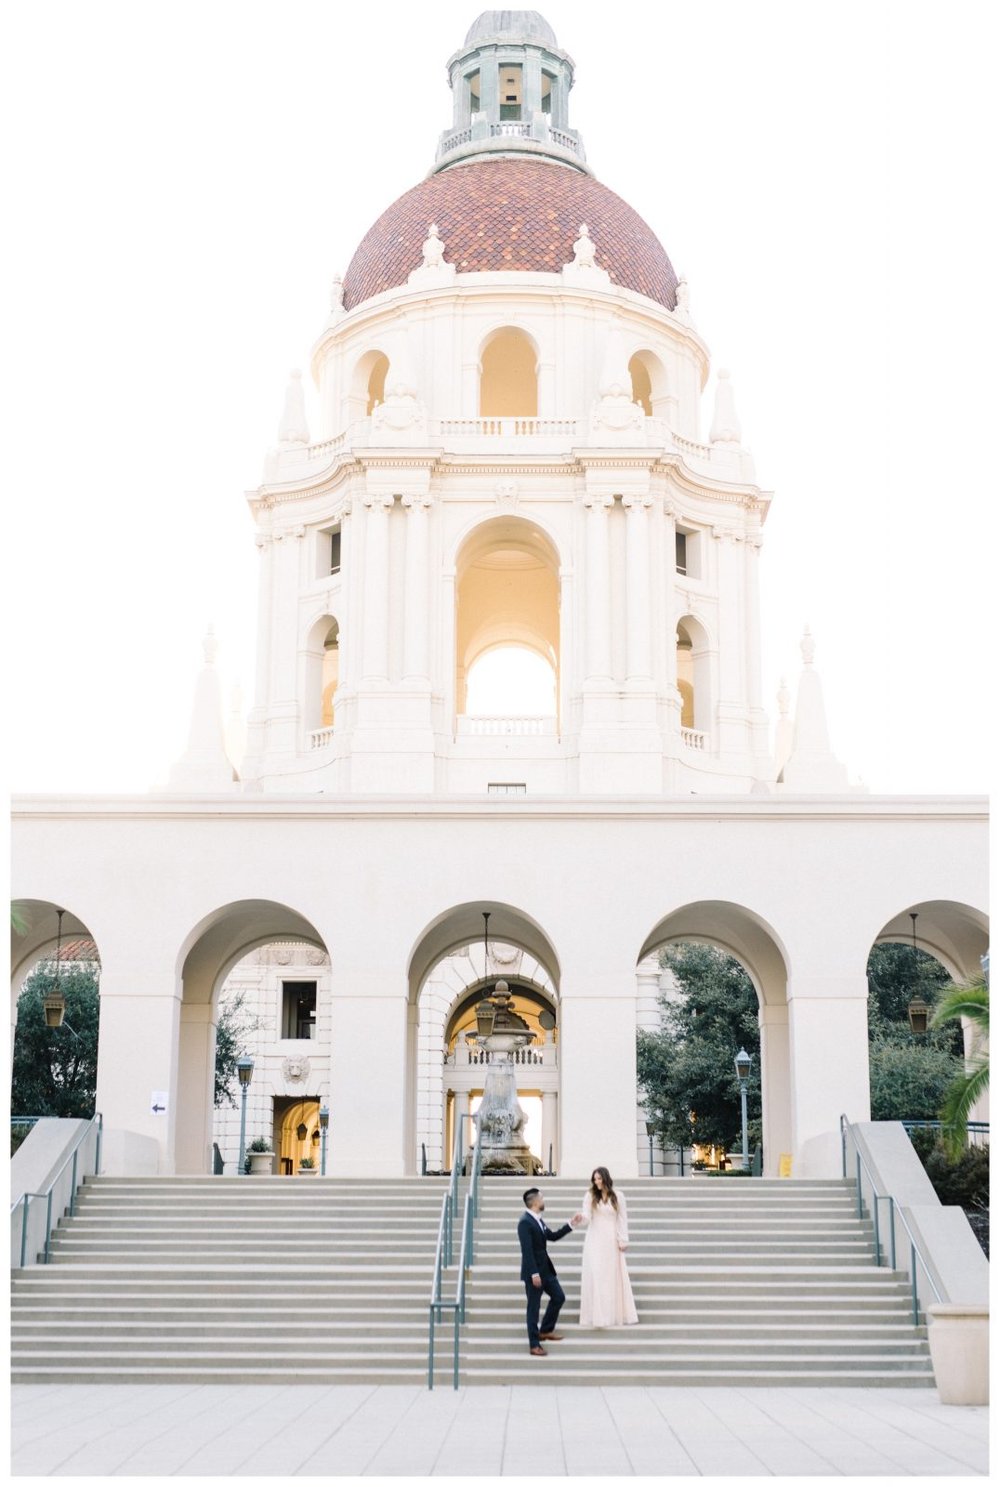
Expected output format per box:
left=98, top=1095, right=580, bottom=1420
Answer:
left=10, top=1384, right=988, bottom=1476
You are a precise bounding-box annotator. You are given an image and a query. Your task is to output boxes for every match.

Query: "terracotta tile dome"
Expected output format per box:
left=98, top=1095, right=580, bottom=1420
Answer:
left=342, top=157, right=678, bottom=313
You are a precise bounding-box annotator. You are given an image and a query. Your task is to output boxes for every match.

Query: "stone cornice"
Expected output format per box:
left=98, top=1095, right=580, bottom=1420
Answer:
left=11, top=794, right=989, bottom=826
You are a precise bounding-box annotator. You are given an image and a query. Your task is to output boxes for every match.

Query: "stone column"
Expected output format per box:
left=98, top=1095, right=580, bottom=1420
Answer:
left=787, top=983, right=870, bottom=1176
left=623, top=494, right=653, bottom=680
left=583, top=494, right=612, bottom=680
left=95, top=967, right=182, bottom=1175
left=175, top=1003, right=217, bottom=1174
left=759, top=1003, right=791, bottom=1178
left=328, top=976, right=408, bottom=1176
left=361, top=493, right=393, bottom=681
left=523, top=50, right=542, bottom=115
left=401, top=493, right=431, bottom=681
left=479, top=49, right=499, bottom=118
left=541, top=1090, right=558, bottom=1172
left=558, top=951, right=638, bottom=1178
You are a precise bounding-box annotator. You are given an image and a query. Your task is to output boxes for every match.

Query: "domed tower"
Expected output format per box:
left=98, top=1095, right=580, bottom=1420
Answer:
left=242, top=10, right=773, bottom=795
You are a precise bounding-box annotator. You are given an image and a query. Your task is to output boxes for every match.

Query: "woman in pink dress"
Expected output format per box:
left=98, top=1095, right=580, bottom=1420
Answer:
left=577, top=1166, right=638, bottom=1328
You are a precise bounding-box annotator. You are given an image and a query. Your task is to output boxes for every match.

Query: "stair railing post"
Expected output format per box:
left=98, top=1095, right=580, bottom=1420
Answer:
left=43, top=1191, right=53, bottom=1263
left=911, top=1244, right=918, bottom=1324
left=855, top=1151, right=863, bottom=1218
left=19, top=1199, right=29, bottom=1269
left=889, top=1199, right=897, bottom=1271
left=873, top=1194, right=881, bottom=1267
left=69, top=1149, right=78, bottom=1218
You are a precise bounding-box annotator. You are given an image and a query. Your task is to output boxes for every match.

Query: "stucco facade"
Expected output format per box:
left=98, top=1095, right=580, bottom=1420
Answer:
left=9, top=11, right=988, bottom=1183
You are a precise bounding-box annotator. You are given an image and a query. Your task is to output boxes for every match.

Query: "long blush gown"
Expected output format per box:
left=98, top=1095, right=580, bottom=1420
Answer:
left=578, top=1190, right=639, bottom=1328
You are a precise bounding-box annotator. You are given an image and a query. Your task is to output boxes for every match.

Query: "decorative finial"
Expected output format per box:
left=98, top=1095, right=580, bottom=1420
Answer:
left=709, top=367, right=742, bottom=444
left=202, top=625, right=219, bottom=666
left=421, top=222, right=445, bottom=268
left=675, top=277, right=690, bottom=317
left=800, top=625, right=816, bottom=665
left=572, top=223, right=596, bottom=268
left=278, top=369, right=310, bottom=446
left=777, top=677, right=790, bottom=716
left=329, top=272, right=344, bottom=313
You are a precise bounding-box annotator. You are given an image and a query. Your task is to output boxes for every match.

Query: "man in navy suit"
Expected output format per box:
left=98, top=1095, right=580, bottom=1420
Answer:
left=517, top=1187, right=584, bottom=1356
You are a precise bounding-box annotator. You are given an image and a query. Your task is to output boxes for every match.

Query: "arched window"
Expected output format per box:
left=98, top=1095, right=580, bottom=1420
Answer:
left=479, top=329, right=538, bottom=418
left=321, top=621, right=339, bottom=728
left=676, top=617, right=712, bottom=735
left=466, top=646, right=556, bottom=718
left=629, top=351, right=670, bottom=420
left=366, top=354, right=388, bottom=414
left=345, top=351, right=390, bottom=425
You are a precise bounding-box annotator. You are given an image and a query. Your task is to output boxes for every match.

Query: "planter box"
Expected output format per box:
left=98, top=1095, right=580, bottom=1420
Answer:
left=247, top=1151, right=274, bottom=1176
left=298, top=1167, right=318, bottom=1176
left=927, top=1303, right=989, bottom=1404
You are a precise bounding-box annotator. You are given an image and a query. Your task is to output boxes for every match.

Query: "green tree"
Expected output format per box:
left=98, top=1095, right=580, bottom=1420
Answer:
left=11, top=964, right=100, bottom=1118
left=637, top=944, right=761, bottom=1152
left=930, top=977, right=989, bottom=1156
left=865, top=942, right=966, bottom=1122
left=868, top=1039, right=963, bottom=1121
left=214, top=991, right=262, bottom=1108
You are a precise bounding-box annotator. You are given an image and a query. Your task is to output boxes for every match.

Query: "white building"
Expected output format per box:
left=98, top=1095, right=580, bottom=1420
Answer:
left=11, top=10, right=987, bottom=1182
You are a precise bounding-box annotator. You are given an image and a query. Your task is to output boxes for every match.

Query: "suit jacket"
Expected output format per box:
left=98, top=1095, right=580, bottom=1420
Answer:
left=518, top=1210, right=572, bottom=1282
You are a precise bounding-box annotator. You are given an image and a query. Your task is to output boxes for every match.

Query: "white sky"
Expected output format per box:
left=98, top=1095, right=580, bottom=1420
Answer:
left=3, top=0, right=996, bottom=795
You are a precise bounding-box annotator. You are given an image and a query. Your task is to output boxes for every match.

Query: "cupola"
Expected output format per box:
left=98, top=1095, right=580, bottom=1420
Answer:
left=436, top=9, right=586, bottom=173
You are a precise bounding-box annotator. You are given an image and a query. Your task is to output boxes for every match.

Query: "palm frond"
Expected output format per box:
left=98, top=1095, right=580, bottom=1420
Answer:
left=930, top=979, right=988, bottom=1036
left=939, top=1057, right=990, bottom=1158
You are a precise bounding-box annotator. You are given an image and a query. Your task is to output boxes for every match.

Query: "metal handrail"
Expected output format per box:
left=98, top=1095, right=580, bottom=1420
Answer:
left=839, top=1114, right=944, bottom=1324
left=11, top=1113, right=103, bottom=1267
left=428, top=1113, right=486, bottom=1389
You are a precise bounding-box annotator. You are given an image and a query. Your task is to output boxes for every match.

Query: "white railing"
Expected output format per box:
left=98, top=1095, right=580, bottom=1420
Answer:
left=550, top=127, right=579, bottom=152
left=306, top=432, right=348, bottom=461
left=681, top=728, right=707, bottom=751
left=457, top=715, right=556, bottom=737
left=437, top=417, right=579, bottom=439
left=672, top=430, right=715, bottom=463
left=447, top=1043, right=556, bottom=1068
left=491, top=121, right=531, bottom=139
left=308, top=727, right=335, bottom=750
left=439, top=126, right=473, bottom=152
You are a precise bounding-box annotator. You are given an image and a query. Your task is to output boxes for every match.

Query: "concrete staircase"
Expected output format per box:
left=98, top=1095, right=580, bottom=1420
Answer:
left=10, top=1175, right=934, bottom=1386
left=463, top=1178, right=933, bottom=1386
left=11, top=1176, right=448, bottom=1385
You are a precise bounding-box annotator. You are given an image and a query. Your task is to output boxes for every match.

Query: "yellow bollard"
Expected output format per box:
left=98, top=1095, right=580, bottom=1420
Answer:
left=778, top=1153, right=793, bottom=1178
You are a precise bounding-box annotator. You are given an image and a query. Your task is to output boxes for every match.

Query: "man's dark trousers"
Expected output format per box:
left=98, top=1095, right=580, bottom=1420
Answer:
left=517, top=1211, right=572, bottom=1351
left=525, top=1273, right=565, bottom=1349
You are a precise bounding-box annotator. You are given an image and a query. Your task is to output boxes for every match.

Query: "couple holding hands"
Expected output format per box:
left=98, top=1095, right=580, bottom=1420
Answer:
left=516, top=1165, right=638, bottom=1356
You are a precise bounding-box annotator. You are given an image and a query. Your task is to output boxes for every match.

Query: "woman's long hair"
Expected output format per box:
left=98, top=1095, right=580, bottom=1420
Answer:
left=589, top=1166, right=618, bottom=1211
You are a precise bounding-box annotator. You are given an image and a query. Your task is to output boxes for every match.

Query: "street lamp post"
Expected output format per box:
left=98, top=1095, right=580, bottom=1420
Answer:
left=645, top=1120, right=656, bottom=1177
left=319, top=1104, right=329, bottom=1176
left=734, top=1049, right=752, bottom=1170
left=236, top=1056, right=254, bottom=1176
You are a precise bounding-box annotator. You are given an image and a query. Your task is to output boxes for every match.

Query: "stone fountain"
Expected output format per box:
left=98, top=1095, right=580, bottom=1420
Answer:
left=470, top=916, right=543, bottom=1176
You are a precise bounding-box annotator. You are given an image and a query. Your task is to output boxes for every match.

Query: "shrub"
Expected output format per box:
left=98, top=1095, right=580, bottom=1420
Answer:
left=907, top=1128, right=989, bottom=1209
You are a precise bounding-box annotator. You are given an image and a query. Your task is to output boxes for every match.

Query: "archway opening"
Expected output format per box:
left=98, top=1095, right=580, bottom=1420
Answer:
left=479, top=328, right=538, bottom=417
left=638, top=901, right=790, bottom=1178
left=302, top=614, right=340, bottom=739
left=869, top=901, right=989, bottom=1137
left=628, top=351, right=670, bottom=419
left=177, top=901, right=329, bottom=1175
left=366, top=354, right=389, bottom=415
left=676, top=616, right=712, bottom=736
left=10, top=901, right=101, bottom=1138
left=406, top=902, right=561, bottom=1175
left=455, top=517, right=560, bottom=728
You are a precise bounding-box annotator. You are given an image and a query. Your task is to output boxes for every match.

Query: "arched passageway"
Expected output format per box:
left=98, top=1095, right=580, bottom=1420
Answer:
left=406, top=902, right=560, bottom=1175
left=174, top=900, right=330, bottom=1174
left=871, top=901, right=989, bottom=1126
left=454, top=517, right=561, bottom=728
left=479, top=327, right=538, bottom=417
left=638, top=902, right=791, bottom=1176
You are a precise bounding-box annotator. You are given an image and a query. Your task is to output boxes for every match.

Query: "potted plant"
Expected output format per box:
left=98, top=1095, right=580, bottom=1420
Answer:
left=246, top=1137, right=273, bottom=1175
left=298, top=1157, right=317, bottom=1176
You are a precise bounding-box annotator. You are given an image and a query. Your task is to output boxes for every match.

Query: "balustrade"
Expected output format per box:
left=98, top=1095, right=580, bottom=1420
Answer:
left=446, top=1043, right=554, bottom=1067
left=457, top=715, right=556, bottom=737
left=308, top=727, right=335, bottom=750
left=681, top=727, right=707, bottom=751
